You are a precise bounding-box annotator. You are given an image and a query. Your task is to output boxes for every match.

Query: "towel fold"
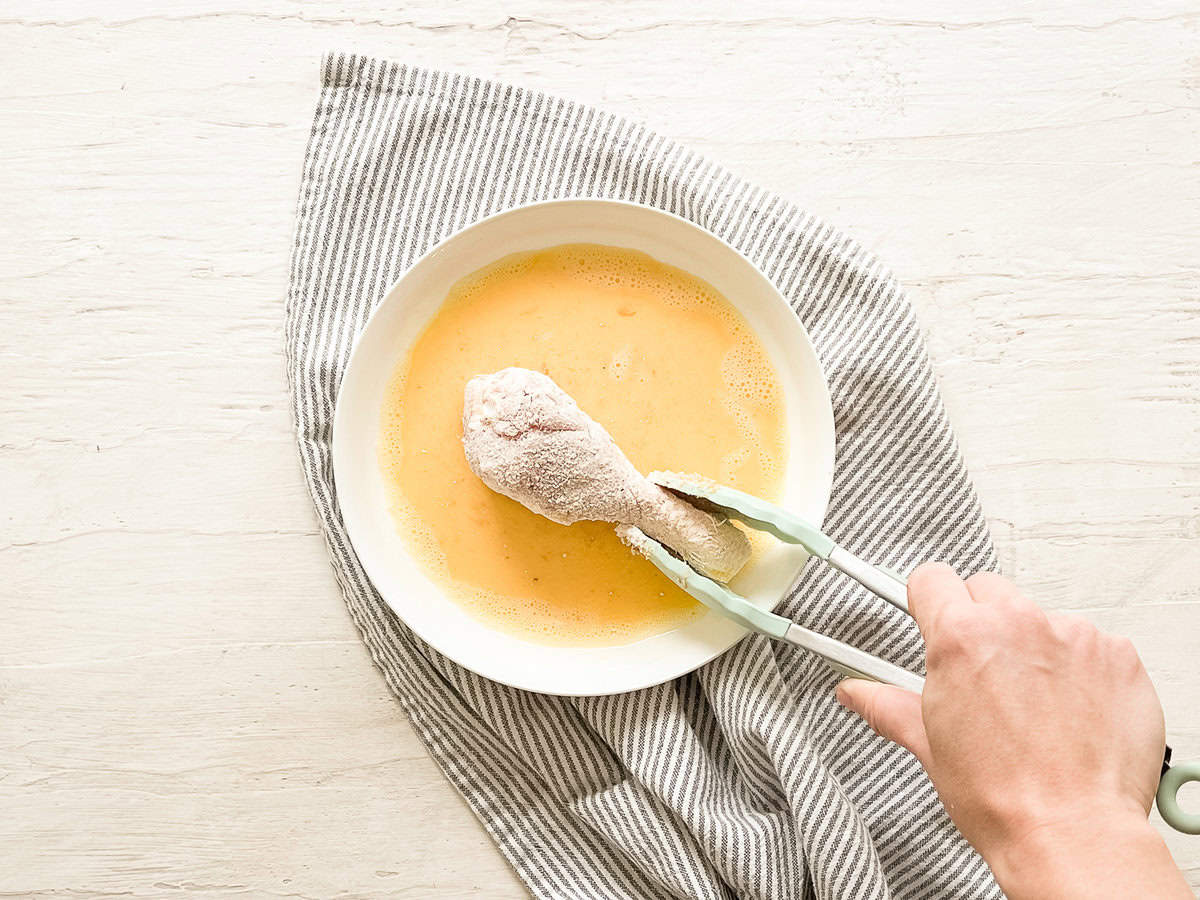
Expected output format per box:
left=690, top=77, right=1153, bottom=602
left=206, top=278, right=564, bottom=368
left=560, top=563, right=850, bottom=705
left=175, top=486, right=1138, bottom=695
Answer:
left=285, top=52, right=1000, bottom=900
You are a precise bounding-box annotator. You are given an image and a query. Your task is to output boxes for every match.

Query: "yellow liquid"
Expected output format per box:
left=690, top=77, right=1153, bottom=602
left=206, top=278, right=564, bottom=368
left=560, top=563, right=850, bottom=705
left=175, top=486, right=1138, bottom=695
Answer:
left=379, top=243, right=788, bottom=646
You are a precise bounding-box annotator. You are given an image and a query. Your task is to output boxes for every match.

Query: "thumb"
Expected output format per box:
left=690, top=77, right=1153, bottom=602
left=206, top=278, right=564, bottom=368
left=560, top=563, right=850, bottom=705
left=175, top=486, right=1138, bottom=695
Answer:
left=836, top=679, right=931, bottom=765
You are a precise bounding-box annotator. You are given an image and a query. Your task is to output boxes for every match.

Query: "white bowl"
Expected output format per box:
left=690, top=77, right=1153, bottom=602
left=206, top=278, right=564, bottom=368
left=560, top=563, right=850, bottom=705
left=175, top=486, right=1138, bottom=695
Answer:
left=333, top=199, right=834, bottom=695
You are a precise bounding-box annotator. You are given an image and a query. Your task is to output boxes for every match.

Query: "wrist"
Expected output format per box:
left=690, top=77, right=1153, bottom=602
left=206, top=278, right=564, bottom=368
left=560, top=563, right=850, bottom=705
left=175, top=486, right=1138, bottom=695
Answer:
left=987, top=806, right=1184, bottom=900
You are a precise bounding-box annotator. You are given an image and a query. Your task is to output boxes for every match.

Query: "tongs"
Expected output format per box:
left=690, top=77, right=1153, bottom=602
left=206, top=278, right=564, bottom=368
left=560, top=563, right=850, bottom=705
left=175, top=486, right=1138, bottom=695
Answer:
left=622, top=472, right=1200, bottom=836
left=622, top=472, right=925, bottom=694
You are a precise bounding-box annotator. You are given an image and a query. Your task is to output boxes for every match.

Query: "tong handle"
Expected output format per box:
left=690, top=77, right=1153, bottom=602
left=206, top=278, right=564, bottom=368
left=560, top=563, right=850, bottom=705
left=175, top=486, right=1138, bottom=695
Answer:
left=825, top=546, right=911, bottom=614
left=1158, top=758, right=1200, bottom=835
left=782, top=623, right=925, bottom=694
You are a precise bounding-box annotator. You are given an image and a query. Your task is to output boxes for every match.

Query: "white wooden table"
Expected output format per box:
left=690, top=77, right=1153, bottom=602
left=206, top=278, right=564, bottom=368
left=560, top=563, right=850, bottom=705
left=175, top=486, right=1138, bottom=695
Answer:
left=3, top=2, right=1197, bottom=895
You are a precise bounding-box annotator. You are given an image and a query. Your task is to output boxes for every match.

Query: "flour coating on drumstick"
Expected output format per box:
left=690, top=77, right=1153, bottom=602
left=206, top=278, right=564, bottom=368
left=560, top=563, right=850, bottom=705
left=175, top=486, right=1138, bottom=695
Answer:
left=461, top=367, right=750, bottom=582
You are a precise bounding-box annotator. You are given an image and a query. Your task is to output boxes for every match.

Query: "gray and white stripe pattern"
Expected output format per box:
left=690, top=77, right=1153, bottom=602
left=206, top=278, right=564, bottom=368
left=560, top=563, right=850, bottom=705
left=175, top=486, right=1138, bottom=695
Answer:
left=285, top=53, right=1001, bottom=900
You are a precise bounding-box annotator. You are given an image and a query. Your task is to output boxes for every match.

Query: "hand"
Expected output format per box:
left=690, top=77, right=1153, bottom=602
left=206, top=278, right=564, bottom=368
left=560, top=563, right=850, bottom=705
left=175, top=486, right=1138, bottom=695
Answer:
left=836, top=563, right=1190, bottom=900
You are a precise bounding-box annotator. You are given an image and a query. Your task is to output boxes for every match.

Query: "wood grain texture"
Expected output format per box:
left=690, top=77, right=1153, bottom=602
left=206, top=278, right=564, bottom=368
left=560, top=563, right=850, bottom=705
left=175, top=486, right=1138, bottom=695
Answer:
left=2, top=1, right=1197, bottom=895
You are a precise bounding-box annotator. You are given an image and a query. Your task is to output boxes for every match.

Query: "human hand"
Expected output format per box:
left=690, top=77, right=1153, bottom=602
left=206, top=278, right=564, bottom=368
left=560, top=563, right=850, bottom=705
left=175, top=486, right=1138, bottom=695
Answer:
left=836, top=563, right=1189, bottom=899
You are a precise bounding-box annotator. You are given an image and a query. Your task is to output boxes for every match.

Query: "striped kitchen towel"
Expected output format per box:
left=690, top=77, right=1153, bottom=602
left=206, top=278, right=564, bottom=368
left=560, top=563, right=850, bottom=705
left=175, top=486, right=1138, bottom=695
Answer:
left=285, top=53, right=1001, bottom=900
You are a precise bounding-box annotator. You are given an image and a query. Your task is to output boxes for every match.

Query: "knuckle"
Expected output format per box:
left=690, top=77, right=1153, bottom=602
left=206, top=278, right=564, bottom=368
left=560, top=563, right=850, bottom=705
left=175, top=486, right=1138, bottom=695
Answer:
left=971, top=572, right=1040, bottom=616
left=1053, top=612, right=1098, bottom=643
left=909, top=561, right=957, bottom=592
left=1017, top=595, right=1046, bottom=624
left=913, top=560, right=957, bottom=578
left=953, top=608, right=989, bottom=640
left=963, top=572, right=1002, bottom=594
left=927, top=610, right=980, bottom=663
left=1003, top=593, right=1043, bottom=620
left=1107, top=634, right=1141, bottom=666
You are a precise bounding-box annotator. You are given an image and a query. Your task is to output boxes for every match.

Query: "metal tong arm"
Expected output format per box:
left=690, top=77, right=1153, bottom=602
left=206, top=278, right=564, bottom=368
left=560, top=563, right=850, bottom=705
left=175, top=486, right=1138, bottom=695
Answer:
left=652, top=473, right=911, bottom=614
left=623, top=526, right=925, bottom=694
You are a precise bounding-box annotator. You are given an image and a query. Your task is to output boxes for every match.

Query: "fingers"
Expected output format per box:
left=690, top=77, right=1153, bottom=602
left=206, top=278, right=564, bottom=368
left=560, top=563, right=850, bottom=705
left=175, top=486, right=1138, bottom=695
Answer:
left=836, top=678, right=931, bottom=766
left=962, top=571, right=1021, bottom=604
left=907, top=562, right=973, bottom=638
